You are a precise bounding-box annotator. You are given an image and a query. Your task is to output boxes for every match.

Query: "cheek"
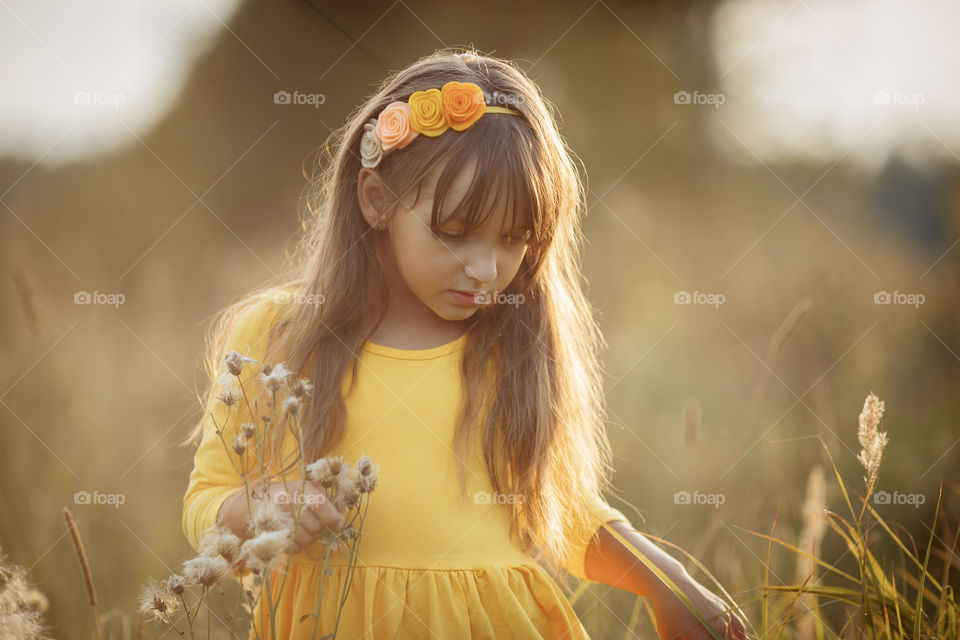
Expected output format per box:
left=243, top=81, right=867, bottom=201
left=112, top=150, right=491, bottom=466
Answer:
left=501, top=247, right=528, bottom=281
left=393, top=235, right=458, bottom=287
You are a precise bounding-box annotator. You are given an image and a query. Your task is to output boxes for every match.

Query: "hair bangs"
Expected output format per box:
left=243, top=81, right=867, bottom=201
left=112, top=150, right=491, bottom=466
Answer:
left=427, top=117, right=544, bottom=250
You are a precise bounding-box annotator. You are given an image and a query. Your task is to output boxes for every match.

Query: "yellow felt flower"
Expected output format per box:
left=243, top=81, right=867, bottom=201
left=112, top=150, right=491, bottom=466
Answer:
left=408, top=88, right=449, bottom=137
left=441, top=81, right=486, bottom=131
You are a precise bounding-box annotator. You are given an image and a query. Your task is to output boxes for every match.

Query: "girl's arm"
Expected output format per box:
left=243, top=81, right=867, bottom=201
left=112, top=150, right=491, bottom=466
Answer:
left=584, top=520, right=747, bottom=639
left=182, top=296, right=277, bottom=552
left=584, top=519, right=685, bottom=596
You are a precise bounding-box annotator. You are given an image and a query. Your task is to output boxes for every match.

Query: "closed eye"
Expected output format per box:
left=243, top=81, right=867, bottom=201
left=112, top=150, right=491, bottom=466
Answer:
left=502, top=230, right=531, bottom=244
left=434, top=229, right=530, bottom=243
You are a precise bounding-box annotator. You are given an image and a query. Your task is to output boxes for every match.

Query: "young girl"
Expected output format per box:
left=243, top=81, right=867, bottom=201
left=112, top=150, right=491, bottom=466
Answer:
left=182, top=50, right=747, bottom=639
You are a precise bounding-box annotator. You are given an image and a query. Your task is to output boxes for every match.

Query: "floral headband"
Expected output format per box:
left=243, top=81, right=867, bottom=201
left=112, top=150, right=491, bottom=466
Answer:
left=359, top=81, right=521, bottom=169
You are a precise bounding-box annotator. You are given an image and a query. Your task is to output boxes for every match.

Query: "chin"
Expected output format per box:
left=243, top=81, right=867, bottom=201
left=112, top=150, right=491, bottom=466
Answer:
left=437, top=308, right=477, bottom=321
left=432, top=302, right=478, bottom=321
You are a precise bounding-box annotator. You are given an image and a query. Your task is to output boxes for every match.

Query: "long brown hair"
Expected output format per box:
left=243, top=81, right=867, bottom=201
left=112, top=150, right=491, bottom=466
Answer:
left=185, top=48, right=615, bottom=579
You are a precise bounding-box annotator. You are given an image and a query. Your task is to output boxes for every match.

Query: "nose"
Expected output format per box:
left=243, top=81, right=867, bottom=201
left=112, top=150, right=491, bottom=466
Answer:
left=464, top=246, right=497, bottom=286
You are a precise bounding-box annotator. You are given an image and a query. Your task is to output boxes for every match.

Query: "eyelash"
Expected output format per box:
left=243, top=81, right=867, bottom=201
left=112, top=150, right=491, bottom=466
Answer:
left=436, top=230, right=530, bottom=244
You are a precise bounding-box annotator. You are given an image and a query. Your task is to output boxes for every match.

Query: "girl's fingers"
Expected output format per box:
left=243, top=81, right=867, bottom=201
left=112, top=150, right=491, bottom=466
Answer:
left=293, top=505, right=325, bottom=537
left=291, top=499, right=344, bottom=537
left=290, top=528, right=314, bottom=554
left=311, top=502, right=346, bottom=532
left=305, top=493, right=345, bottom=532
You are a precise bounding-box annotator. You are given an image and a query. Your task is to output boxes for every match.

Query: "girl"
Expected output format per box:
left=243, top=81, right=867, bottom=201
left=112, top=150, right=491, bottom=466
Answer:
left=182, top=50, right=747, bottom=639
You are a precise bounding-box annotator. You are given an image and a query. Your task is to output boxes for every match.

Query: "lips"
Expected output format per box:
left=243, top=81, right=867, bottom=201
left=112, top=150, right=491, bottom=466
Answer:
left=449, top=290, right=483, bottom=306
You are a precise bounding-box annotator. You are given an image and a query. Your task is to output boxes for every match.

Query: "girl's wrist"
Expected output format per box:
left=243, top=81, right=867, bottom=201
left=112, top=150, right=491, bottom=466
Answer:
left=633, top=552, right=691, bottom=602
left=645, top=561, right=695, bottom=604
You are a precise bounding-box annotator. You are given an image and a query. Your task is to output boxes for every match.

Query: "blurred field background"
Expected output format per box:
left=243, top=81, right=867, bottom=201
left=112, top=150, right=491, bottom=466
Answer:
left=1, top=0, right=958, bottom=637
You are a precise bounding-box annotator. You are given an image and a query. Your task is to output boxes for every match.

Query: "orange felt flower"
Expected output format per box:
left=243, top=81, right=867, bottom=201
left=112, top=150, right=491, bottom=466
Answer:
left=441, top=81, right=486, bottom=131
left=376, top=101, right=418, bottom=152
left=408, top=88, right=449, bottom=137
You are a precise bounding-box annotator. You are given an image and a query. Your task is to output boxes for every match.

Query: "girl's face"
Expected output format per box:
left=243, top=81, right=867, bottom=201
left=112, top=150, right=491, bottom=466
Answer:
left=358, top=158, right=531, bottom=325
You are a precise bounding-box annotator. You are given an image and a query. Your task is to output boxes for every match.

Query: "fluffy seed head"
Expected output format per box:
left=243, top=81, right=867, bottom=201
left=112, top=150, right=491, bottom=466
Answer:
left=224, top=350, right=246, bottom=376
left=199, top=528, right=243, bottom=566
left=289, top=377, right=314, bottom=398
left=240, top=530, right=292, bottom=574
left=283, top=395, right=302, bottom=418
left=357, top=455, right=374, bottom=476
left=259, top=363, right=293, bottom=394
left=856, top=393, right=888, bottom=488
left=334, top=469, right=361, bottom=510
left=306, top=458, right=334, bottom=488
left=232, top=435, right=247, bottom=456
left=164, top=574, right=186, bottom=596
left=359, top=472, right=378, bottom=494
left=327, top=456, right=345, bottom=477
left=251, top=497, right=295, bottom=535
left=215, top=371, right=242, bottom=407
left=138, top=578, right=179, bottom=621
left=182, top=554, right=232, bottom=587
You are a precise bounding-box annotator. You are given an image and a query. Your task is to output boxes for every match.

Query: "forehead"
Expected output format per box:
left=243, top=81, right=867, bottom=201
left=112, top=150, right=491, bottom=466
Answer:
left=416, top=156, right=520, bottom=230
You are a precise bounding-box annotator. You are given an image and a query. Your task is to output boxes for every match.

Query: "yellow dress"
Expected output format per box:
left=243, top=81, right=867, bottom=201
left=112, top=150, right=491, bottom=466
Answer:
left=182, top=291, right=630, bottom=639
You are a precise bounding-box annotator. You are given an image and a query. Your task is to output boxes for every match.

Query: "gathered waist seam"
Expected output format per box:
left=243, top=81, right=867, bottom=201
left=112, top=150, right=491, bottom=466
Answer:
left=284, top=559, right=545, bottom=573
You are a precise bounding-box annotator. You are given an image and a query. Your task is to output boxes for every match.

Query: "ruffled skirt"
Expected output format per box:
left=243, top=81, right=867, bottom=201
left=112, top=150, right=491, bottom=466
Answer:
left=248, top=562, right=590, bottom=639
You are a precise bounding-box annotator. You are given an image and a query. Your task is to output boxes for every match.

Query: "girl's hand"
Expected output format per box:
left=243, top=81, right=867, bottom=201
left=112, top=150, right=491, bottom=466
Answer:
left=259, top=481, right=346, bottom=554
left=650, top=573, right=747, bottom=640
left=218, top=481, right=346, bottom=553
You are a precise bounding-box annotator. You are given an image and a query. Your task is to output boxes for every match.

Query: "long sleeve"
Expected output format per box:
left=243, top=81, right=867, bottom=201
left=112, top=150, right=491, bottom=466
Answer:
left=561, top=495, right=631, bottom=581
left=181, top=294, right=284, bottom=553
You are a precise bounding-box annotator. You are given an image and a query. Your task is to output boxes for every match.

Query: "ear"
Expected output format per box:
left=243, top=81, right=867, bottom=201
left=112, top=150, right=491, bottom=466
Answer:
left=357, top=167, right=391, bottom=229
